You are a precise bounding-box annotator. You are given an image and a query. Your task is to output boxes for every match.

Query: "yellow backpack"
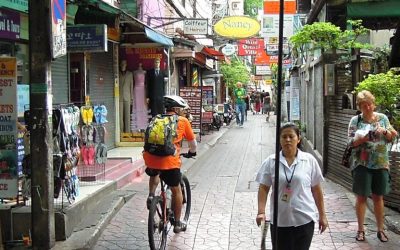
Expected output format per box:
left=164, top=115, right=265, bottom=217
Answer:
left=144, top=115, right=178, bottom=156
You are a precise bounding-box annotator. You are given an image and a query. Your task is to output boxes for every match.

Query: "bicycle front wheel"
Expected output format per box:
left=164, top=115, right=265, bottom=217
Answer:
left=181, top=174, right=191, bottom=222
left=148, top=196, right=167, bottom=250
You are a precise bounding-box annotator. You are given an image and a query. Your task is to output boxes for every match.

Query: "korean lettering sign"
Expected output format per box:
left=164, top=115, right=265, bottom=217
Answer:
left=67, top=25, right=108, bottom=52
left=0, top=57, right=18, bottom=198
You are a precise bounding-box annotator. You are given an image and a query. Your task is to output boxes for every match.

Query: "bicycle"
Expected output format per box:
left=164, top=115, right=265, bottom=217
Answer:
left=147, top=173, right=191, bottom=250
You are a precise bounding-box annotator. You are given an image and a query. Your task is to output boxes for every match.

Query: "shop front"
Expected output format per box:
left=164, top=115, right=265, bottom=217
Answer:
left=117, top=16, right=173, bottom=145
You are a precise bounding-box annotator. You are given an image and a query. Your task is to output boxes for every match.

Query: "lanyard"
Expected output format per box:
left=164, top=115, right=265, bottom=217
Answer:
left=283, top=162, right=297, bottom=189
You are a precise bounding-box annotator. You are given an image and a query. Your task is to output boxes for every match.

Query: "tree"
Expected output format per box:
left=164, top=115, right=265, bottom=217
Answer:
left=244, top=0, right=263, bottom=17
left=220, top=58, right=250, bottom=91
left=355, top=70, right=400, bottom=130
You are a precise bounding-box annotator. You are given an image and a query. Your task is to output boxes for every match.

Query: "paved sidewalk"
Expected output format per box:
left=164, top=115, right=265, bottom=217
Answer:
left=92, top=115, right=400, bottom=249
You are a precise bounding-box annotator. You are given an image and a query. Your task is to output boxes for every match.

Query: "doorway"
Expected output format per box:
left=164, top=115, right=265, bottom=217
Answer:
left=69, top=53, right=85, bottom=104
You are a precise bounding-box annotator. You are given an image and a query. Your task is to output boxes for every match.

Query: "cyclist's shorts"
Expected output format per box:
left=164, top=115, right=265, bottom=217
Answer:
left=145, top=168, right=181, bottom=187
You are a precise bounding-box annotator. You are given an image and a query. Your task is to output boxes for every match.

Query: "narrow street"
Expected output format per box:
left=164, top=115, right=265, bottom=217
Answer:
left=93, top=114, right=400, bottom=250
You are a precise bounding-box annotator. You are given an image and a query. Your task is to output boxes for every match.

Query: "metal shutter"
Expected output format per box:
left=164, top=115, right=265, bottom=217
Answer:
left=87, top=44, right=116, bottom=149
left=51, top=55, right=69, bottom=104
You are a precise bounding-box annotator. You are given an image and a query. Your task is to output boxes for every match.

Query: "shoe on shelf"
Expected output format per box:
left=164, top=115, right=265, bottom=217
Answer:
left=146, top=195, right=154, bottom=209
left=173, top=221, right=187, bottom=234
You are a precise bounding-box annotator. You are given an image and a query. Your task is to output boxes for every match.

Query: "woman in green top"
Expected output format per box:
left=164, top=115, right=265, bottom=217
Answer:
left=348, top=90, right=397, bottom=242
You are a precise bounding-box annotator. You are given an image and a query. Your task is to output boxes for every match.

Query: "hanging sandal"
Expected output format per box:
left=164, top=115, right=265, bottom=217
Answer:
left=377, top=231, right=388, bottom=242
left=356, top=231, right=365, bottom=241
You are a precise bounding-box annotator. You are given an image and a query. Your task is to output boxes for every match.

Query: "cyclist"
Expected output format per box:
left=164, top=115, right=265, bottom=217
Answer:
left=143, top=95, right=197, bottom=233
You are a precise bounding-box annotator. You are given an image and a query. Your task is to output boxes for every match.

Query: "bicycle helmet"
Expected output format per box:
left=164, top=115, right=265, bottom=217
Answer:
left=164, top=95, right=189, bottom=109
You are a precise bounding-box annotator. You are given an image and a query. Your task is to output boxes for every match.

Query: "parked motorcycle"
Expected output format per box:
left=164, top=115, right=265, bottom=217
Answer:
left=212, top=107, right=223, bottom=130
left=223, top=103, right=234, bottom=125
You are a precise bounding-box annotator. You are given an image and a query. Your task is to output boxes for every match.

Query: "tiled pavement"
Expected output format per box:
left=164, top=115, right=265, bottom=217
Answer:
left=93, top=114, right=400, bottom=250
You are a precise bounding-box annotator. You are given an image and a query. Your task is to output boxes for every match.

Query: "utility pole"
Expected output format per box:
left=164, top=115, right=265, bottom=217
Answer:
left=29, top=1, right=55, bottom=249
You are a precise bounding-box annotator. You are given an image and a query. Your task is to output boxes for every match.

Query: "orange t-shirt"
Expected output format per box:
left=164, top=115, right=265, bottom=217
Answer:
left=143, top=116, right=196, bottom=170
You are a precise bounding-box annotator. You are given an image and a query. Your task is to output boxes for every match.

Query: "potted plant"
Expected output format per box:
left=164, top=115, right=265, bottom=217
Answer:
left=290, top=20, right=370, bottom=63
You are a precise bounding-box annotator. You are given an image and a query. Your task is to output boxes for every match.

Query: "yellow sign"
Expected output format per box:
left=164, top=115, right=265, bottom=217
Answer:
left=214, top=16, right=261, bottom=39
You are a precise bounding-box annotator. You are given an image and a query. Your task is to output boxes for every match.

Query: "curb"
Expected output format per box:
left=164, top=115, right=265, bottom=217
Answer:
left=52, top=191, right=136, bottom=250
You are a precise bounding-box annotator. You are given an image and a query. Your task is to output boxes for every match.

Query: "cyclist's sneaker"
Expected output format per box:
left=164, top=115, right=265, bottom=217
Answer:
left=146, top=195, right=154, bottom=209
left=173, top=221, right=187, bottom=234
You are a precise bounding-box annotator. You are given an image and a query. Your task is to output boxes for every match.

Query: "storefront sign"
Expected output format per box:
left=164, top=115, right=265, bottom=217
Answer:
left=0, top=0, right=28, bottom=13
left=213, top=16, right=260, bottom=39
left=0, top=57, right=18, bottom=198
left=0, top=8, right=21, bottom=40
left=67, top=25, right=108, bottom=52
left=183, top=19, right=208, bottom=35
left=262, top=14, right=294, bottom=38
left=264, top=0, right=297, bottom=14
left=221, top=44, right=236, bottom=56
left=255, top=65, right=271, bottom=75
left=237, top=38, right=264, bottom=56
left=51, top=0, right=67, bottom=58
left=180, top=87, right=201, bottom=133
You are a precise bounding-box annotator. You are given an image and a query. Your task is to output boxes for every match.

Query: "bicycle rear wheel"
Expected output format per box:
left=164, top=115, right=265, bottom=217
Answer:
left=148, top=196, right=167, bottom=250
left=180, top=175, right=191, bottom=222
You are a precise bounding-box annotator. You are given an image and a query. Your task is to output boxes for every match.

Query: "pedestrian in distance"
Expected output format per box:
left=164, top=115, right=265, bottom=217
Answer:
left=347, top=90, right=398, bottom=242
left=255, top=123, right=328, bottom=250
left=233, top=81, right=247, bottom=127
left=263, top=92, right=272, bottom=122
left=143, top=95, right=197, bottom=234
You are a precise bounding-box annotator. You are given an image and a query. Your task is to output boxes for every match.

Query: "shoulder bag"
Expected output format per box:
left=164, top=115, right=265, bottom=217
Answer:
left=341, top=115, right=361, bottom=168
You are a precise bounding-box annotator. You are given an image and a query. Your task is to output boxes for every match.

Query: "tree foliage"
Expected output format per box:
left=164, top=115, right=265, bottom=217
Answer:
left=355, top=70, right=400, bottom=130
left=290, top=20, right=370, bottom=55
left=220, top=58, right=250, bottom=91
left=244, top=0, right=263, bottom=17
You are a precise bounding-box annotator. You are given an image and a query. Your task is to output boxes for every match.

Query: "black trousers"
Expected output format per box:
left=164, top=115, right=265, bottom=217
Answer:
left=270, top=221, right=315, bottom=250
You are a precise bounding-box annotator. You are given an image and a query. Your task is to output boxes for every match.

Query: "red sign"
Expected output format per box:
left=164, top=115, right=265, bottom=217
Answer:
left=264, top=0, right=297, bottom=14
left=237, top=38, right=264, bottom=56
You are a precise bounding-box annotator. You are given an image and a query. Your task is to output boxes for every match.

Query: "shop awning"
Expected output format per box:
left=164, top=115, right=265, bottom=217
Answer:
left=145, top=27, right=174, bottom=47
left=172, top=48, right=207, bottom=68
left=347, top=0, right=400, bottom=29
left=201, top=47, right=225, bottom=61
left=347, top=0, right=400, bottom=18
left=120, top=11, right=173, bottom=47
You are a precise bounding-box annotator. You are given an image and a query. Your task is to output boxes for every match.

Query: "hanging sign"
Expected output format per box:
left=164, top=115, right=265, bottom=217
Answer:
left=237, top=38, right=264, bottom=56
left=0, top=57, right=18, bottom=198
left=183, top=19, right=208, bottom=35
left=67, top=25, right=108, bottom=52
left=50, top=0, right=67, bottom=58
left=213, top=16, right=260, bottom=39
left=221, top=44, right=236, bottom=56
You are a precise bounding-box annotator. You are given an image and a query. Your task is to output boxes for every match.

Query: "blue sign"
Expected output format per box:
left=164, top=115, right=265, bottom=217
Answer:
left=67, top=25, right=108, bottom=52
left=52, top=0, right=66, bottom=23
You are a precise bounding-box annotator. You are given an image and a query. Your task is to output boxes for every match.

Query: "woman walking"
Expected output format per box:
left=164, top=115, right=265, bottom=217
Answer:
left=255, top=123, right=328, bottom=250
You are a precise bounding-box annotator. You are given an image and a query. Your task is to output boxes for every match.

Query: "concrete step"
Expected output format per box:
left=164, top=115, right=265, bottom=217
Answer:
left=105, top=159, right=145, bottom=188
